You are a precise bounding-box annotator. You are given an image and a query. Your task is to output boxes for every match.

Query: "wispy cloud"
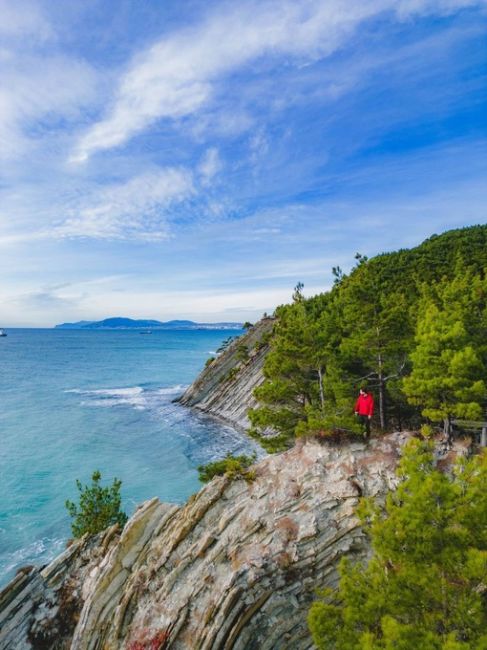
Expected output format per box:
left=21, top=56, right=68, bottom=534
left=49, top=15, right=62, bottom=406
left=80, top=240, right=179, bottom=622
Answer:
left=0, top=0, right=100, bottom=163
left=0, top=0, right=484, bottom=325
left=56, top=167, right=194, bottom=240
left=70, top=0, right=362, bottom=161
left=0, top=0, right=52, bottom=41
left=395, top=0, right=486, bottom=18
left=198, top=148, right=222, bottom=185
left=0, top=57, right=100, bottom=161
left=70, top=0, right=484, bottom=162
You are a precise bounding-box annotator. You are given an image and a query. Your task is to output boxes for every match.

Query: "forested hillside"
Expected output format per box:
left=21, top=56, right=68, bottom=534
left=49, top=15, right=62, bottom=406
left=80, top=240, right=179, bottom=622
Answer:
left=249, top=225, right=487, bottom=451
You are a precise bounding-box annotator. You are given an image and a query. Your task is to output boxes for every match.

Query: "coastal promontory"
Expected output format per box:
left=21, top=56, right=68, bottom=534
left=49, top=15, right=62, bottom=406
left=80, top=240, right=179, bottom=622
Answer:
left=2, top=430, right=465, bottom=649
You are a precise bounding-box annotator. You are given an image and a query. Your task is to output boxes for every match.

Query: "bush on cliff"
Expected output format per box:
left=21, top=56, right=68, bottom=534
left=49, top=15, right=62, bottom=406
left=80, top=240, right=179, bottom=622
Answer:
left=308, top=440, right=487, bottom=649
left=198, top=453, right=257, bottom=483
left=236, top=343, right=250, bottom=362
left=65, top=470, right=128, bottom=538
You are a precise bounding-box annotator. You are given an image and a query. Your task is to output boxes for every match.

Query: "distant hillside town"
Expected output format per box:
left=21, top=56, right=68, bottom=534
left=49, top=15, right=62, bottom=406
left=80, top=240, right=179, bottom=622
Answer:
left=55, top=317, right=243, bottom=330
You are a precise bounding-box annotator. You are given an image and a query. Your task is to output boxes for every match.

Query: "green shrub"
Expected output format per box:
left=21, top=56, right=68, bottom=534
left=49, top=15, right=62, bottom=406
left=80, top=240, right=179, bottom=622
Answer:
left=247, top=427, right=291, bottom=453
left=205, top=356, right=215, bottom=368
left=420, top=423, right=434, bottom=438
left=295, top=405, right=362, bottom=439
left=220, top=366, right=239, bottom=383
left=308, top=441, right=487, bottom=648
left=65, top=470, right=128, bottom=538
left=236, top=343, right=249, bottom=362
left=257, top=435, right=290, bottom=453
left=198, top=453, right=257, bottom=483
left=254, top=333, right=272, bottom=352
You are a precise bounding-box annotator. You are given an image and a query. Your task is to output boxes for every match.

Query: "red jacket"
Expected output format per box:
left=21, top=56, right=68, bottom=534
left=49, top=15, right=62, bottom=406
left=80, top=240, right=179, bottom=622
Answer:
left=355, top=393, right=374, bottom=417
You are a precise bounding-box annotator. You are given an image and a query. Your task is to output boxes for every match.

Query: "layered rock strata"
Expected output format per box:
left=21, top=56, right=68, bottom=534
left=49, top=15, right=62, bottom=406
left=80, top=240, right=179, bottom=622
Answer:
left=0, top=432, right=461, bottom=650
left=0, top=523, right=121, bottom=649
left=178, top=318, right=274, bottom=431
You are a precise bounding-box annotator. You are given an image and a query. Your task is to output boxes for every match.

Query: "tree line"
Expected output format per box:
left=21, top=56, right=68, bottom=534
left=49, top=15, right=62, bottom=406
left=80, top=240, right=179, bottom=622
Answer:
left=249, top=225, right=487, bottom=450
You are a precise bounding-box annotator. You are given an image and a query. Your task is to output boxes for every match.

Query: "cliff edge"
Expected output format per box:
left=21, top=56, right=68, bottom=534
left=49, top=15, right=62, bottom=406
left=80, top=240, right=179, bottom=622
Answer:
left=178, top=318, right=275, bottom=431
left=0, top=432, right=467, bottom=650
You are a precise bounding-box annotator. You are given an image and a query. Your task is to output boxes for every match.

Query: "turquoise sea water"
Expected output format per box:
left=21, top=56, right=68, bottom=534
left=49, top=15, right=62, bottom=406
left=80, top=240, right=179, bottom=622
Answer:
left=0, top=328, right=260, bottom=587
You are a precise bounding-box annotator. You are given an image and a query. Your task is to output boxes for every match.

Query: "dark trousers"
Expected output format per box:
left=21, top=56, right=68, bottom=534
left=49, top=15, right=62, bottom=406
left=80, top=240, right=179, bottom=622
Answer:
left=357, top=414, right=371, bottom=437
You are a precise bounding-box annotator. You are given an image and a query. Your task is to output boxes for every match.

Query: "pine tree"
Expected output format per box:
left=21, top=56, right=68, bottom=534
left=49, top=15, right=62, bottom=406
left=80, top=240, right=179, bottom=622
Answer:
left=308, top=440, right=487, bottom=649
left=249, top=229, right=487, bottom=448
left=403, top=274, right=487, bottom=436
left=65, top=470, right=128, bottom=538
left=339, top=260, right=413, bottom=430
left=249, top=294, right=345, bottom=446
left=249, top=301, right=319, bottom=447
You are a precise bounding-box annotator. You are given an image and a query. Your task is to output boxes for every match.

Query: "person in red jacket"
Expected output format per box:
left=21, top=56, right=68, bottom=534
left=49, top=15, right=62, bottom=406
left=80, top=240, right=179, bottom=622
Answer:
left=354, top=387, right=374, bottom=439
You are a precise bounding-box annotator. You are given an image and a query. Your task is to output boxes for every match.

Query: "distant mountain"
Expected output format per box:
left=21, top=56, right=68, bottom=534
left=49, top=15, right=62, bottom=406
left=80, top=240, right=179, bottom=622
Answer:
left=55, top=317, right=243, bottom=330
left=56, top=320, right=95, bottom=329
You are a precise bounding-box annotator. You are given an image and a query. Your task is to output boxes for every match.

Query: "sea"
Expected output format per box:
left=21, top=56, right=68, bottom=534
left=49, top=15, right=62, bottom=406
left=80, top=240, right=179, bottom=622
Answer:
left=0, top=328, right=261, bottom=588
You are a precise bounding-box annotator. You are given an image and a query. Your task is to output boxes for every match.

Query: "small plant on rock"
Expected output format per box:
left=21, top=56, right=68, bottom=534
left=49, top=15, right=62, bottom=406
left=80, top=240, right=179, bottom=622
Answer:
left=198, top=453, right=257, bottom=483
left=220, top=366, right=239, bottom=383
left=236, top=343, right=249, bottom=362
left=65, top=470, right=128, bottom=538
left=420, top=423, right=434, bottom=438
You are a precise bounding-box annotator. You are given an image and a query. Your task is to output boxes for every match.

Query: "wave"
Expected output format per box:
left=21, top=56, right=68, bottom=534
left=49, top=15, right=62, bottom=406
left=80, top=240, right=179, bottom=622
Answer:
left=65, top=384, right=187, bottom=410
left=156, top=384, right=187, bottom=395
left=65, top=386, right=143, bottom=396
left=0, top=536, right=66, bottom=578
left=85, top=387, right=144, bottom=397
left=66, top=386, right=146, bottom=409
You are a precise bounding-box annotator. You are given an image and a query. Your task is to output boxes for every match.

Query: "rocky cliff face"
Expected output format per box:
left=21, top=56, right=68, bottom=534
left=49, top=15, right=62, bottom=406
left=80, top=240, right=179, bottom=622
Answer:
left=178, top=318, right=275, bottom=431
left=1, top=432, right=466, bottom=650
left=0, top=524, right=121, bottom=649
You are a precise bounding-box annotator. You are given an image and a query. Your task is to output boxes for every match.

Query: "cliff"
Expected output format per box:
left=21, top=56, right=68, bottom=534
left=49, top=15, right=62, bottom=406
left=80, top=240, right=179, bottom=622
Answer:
left=178, top=318, right=275, bottom=431
left=0, top=432, right=468, bottom=649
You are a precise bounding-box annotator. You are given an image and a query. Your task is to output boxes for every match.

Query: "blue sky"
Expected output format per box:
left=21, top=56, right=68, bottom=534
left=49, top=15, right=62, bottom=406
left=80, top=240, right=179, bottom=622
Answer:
left=0, top=0, right=486, bottom=326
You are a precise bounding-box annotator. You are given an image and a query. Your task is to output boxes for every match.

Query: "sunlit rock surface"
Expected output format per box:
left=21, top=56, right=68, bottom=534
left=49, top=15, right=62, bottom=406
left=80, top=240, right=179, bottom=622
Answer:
left=0, top=432, right=449, bottom=649
left=178, top=318, right=275, bottom=431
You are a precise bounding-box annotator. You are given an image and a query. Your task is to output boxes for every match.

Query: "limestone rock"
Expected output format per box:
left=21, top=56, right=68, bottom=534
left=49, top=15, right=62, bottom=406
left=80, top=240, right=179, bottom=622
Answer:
left=0, top=433, right=470, bottom=649
left=178, top=318, right=274, bottom=431
left=0, top=525, right=120, bottom=649
left=66, top=433, right=421, bottom=649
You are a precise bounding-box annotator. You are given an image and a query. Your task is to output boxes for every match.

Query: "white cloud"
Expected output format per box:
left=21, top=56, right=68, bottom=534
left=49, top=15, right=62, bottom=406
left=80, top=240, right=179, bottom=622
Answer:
left=0, top=231, right=49, bottom=247
left=71, top=285, right=318, bottom=323
left=249, top=129, right=269, bottom=164
left=70, top=0, right=484, bottom=162
left=0, top=1, right=104, bottom=163
left=55, top=167, right=194, bottom=240
left=198, top=148, right=222, bottom=185
left=0, top=55, right=100, bottom=161
left=70, top=0, right=363, bottom=161
left=190, top=109, right=255, bottom=140
left=396, top=0, right=486, bottom=17
left=0, top=273, right=320, bottom=326
left=0, top=0, right=52, bottom=41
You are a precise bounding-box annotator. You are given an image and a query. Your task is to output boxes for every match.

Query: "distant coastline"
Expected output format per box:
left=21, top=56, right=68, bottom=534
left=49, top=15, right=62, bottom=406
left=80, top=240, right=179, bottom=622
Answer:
left=55, top=317, right=243, bottom=330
